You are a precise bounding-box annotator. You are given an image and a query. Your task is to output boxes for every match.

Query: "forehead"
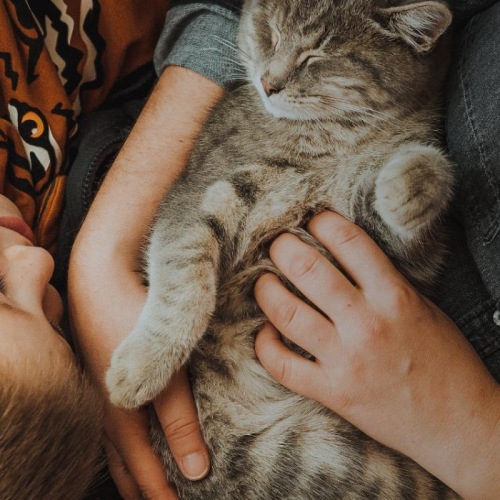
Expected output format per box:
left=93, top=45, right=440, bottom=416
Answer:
left=262, top=0, right=376, bottom=36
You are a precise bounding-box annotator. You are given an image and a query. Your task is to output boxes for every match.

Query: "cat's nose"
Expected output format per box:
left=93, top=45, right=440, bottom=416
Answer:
left=260, top=77, right=283, bottom=97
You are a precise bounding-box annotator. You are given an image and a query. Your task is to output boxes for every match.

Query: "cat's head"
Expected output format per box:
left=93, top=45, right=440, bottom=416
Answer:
left=239, top=0, right=452, bottom=121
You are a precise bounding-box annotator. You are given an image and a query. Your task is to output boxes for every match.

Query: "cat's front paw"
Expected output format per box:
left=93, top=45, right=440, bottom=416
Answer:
left=374, top=147, right=453, bottom=238
left=106, top=334, right=176, bottom=409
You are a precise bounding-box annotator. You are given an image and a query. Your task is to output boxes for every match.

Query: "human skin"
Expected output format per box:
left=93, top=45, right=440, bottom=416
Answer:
left=254, top=211, right=500, bottom=499
left=69, top=66, right=223, bottom=499
left=0, top=194, right=72, bottom=366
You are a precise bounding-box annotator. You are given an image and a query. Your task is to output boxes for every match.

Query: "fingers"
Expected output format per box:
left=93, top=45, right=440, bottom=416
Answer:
left=307, top=212, right=401, bottom=294
left=105, top=406, right=179, bottom=500
left=269, top=232, right=361, bottom=320
left=255, top=273, right=336, bottom=358
left=154, top=369, right=210, bottom=481
left=255, top=322, right=322, bottom=396
left=103, top=371, right=209, bottom=500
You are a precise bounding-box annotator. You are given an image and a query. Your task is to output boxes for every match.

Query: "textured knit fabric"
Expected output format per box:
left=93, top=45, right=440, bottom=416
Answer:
left=154, top=0, right=243, bottom=90
left=0, top=0, right=168, bottom=254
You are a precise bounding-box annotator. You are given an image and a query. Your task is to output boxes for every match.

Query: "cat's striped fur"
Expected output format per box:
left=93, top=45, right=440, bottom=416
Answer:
left=107, top=0, right=459, bottom=497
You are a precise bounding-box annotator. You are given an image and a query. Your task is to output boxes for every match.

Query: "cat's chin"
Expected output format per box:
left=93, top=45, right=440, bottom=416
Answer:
left=263, top=101, right=314, bottom=121
left=258, top=93, right=315, bottom=121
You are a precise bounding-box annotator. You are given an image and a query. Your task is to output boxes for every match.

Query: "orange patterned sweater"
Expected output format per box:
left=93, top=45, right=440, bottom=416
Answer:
left=0, top=0, right=168, bottom=254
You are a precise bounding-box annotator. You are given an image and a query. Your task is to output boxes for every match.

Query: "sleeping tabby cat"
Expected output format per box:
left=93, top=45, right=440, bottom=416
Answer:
left=107, top=0, right=459, bottom=497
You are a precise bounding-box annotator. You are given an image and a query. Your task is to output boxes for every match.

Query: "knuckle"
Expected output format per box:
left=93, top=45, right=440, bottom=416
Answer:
left=363, top=315, right=385, bottom=339
left=333, top=388, right=355, bottom=413
left=288, top=249, right=320, bottom=280
left=385, top=282, right=417, bottom=310
left=355, top=316, right=389, bottom=353
left=342, top=350, right=364, bottom=379
left=164, top=416, right=201, bottom=443
left=328, top=224, right=362, bottom=249
left=327, top=364, right=358, bottom=413
left=273, top=298, right=299, bottom=331
left=277, top=357, right=295, bottom=386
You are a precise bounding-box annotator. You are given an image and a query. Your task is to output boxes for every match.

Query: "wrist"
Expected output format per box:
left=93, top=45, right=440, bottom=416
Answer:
left=452, top=386, right=500, bottom=499
left=409, top=380, right=500, bottom=498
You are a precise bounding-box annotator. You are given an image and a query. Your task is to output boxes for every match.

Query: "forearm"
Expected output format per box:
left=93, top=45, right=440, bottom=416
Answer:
left=464, top=390, right=500, bottom=499
left=413, top=377, right=500, bottom=499
left=74, top=65, right=224, bottom=263
left=69, top=65, right=224, bottom=377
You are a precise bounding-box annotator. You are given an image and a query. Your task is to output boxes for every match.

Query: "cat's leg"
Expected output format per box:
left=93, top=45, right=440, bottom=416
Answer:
left=106, top=178, right=250, bottom=409
left=374, top=143, right=454, bottom=239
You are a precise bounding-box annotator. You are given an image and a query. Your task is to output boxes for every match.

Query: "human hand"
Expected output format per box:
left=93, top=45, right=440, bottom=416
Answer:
left=254, top=211, right=500, bottom=498
left=68, top=256, right=210, bottom=500
left=103, top=369, right=209, bottom=500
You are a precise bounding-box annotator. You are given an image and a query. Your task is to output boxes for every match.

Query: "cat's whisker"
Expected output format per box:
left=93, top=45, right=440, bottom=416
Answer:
left=199, top=47, right=246, bottom=68
left=309, top=100, right=389, bottom=125
left=211, top=34, right=252, bottom=63
left=317, top=96, right=402, bottom=123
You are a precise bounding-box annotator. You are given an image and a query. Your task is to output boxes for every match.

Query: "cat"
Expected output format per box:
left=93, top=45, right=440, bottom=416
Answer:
left=106, top=0, right=459, bottom=497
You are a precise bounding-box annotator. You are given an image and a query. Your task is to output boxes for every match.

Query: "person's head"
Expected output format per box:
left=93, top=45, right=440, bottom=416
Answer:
left=0, top=194, right=102, bottom=499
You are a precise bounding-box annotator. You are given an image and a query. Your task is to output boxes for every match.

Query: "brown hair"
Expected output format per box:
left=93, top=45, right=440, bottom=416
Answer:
left=0, top=354, right=103, bottom=500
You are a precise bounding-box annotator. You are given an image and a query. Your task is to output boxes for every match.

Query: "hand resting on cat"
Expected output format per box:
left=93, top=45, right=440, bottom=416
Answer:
left=255, top=211, right=500, bottom=499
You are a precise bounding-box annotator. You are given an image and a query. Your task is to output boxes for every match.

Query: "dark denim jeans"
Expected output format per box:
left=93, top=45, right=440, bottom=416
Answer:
left=53, top=99, right=145, bottom=291
left=435, top=1, right=500, bottom=380
left=447, top=0, right=498, bottom=20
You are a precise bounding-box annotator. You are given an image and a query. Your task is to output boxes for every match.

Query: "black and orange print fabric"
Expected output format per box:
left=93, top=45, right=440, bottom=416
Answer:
left=0, top=0, right=168, bottom=254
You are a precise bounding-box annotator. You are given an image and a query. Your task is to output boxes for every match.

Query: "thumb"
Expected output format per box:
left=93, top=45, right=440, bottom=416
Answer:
left=153, top=369, right=211, bottom=481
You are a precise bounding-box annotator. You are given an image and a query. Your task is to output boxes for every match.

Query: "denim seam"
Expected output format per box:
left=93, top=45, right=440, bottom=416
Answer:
left=80, top=139, right=124, bottom=213
left=458, top=16, right=500, bottom=245
left=456, top=298, right=500, bottom=358
left=456, top=297, right=497, bottom=325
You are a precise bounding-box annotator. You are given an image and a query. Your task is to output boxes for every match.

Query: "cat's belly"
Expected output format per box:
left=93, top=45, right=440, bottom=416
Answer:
left=151, top=328, right=458, bottom=500
left=147, top=170, right=453, bottom=499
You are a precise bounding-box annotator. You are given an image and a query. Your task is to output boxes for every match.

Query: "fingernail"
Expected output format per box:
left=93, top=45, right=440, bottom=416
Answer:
left=181, top=452, right=210, bottom=480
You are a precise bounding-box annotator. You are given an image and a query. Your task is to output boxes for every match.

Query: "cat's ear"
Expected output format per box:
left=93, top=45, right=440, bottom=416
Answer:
left=375, top=1, right=452, bottom=53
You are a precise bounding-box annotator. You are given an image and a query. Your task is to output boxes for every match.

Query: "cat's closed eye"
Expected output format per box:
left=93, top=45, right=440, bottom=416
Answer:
left=296, top=50, right=324, bottom=68
left=270, top=26, right=281, bottom=51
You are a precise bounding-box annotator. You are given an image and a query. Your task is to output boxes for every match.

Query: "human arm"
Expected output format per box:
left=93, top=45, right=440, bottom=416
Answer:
left=68, top=66, right=224, bottom=498
left=254, top=211, right=500, bottom=499
left=68, top=0, right=244, bottom=495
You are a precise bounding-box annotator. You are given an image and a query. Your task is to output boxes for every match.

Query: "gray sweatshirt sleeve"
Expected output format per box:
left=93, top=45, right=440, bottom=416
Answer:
left=154, top=1, right=243, bottom=90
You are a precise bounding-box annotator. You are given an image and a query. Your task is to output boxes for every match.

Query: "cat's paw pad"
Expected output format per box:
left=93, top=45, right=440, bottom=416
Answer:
left=375, top=150, right=452, bottom=238
left=106, top=337, right=172, bottom=409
